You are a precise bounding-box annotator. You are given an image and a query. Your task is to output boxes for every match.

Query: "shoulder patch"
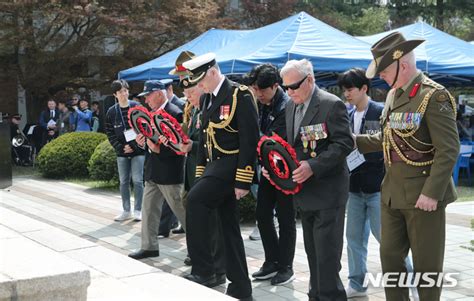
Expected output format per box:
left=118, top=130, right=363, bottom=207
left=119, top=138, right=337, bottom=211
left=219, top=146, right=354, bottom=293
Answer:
left=434, top=90, right=449, bottom=102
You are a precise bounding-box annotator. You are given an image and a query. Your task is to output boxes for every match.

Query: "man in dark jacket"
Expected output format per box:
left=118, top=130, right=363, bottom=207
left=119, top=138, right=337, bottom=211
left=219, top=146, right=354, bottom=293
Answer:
left=39, top=99, right=60, bottom=147
left=246, top=64, right=296, bottom=286
left=162, top=78, right=186, bottom=110
left=105, top=80, right=145, bottom=222
left=128, top=80, right=186, bottom=260
left=264, top=59, right=354, bottom=301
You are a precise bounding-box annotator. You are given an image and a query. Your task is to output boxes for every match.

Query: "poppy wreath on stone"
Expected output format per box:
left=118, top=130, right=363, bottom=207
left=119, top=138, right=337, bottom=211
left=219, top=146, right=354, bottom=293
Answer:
left=153, top=109, right=189, bottom=155
left=257, top=133, right=302, bottom=195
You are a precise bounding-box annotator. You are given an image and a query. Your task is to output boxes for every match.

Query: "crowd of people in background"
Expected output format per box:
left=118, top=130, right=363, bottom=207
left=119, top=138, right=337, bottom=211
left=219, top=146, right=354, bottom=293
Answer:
left=9, top=94, right=105, bottom=166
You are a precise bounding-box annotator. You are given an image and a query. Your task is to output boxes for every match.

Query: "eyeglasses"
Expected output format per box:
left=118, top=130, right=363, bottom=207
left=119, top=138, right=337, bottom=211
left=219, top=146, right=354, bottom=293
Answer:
left=282, top=75, right=308, bottom=90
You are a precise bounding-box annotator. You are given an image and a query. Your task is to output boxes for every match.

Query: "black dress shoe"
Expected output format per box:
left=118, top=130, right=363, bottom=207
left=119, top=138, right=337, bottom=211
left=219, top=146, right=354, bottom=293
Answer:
left=171, top=226, right=185, bottom=234
left=184, top=273, right=217, bottom=287
left=128, top=249, right=159, bottom=259
left=225, top=291, right=253, bottom=301
left=184, top=256, right=192, bottom=266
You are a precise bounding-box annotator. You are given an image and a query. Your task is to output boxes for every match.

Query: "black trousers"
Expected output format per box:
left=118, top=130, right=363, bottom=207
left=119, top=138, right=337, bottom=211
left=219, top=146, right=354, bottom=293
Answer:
left=187, top=176, right=251, bottom=298
left=300, top=206, right=346, bottom=301
left=158, top=200, right=178, bottom=234
left=256, top=176, right=296, bottom=268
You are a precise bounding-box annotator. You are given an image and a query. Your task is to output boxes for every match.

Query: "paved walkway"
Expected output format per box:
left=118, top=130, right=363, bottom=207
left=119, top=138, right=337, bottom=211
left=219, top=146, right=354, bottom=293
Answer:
left=1, top=177, right=473, bottom=300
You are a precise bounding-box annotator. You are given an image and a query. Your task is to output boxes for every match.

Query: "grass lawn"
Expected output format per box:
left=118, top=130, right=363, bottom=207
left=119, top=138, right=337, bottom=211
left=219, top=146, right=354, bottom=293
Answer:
left=12, top=165, right=118, bottom=191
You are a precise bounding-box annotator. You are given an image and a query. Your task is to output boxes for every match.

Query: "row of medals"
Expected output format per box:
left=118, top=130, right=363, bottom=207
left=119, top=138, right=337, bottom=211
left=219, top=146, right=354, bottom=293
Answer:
left=389, top=112, right=422, bottom=131
left=300, top=124, right=327, bottom=158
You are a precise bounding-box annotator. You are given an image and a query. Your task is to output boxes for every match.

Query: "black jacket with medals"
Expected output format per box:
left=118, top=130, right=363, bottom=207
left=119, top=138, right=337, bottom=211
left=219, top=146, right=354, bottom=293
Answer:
left=195, top=78, right=259, bottom=190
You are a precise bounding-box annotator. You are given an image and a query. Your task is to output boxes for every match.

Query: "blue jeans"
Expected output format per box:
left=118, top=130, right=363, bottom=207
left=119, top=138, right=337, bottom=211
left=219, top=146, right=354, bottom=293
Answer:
left=116, top=155, right=145, bottom=212
left=346, top=192, right=414, bottom=292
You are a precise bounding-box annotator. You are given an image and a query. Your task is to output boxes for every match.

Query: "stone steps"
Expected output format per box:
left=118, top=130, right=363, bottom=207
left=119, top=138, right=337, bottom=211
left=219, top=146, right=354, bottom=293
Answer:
left=0, top=206, right=233, bottom=300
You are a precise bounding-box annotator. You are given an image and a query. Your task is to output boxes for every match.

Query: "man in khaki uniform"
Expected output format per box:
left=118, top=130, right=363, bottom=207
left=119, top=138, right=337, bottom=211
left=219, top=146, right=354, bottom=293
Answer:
left=355, top=32, right=459, bottom=301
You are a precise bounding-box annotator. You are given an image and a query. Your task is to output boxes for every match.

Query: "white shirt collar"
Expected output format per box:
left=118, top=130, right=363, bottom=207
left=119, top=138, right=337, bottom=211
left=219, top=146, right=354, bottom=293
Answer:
left=159, top=99, right=168, bottom=110
left=212, top=76, right=226, bottom=97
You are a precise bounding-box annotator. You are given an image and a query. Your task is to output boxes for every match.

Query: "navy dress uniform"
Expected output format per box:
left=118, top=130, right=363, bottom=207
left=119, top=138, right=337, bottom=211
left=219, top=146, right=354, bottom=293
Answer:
left=182, top=53, right=259, bottom=300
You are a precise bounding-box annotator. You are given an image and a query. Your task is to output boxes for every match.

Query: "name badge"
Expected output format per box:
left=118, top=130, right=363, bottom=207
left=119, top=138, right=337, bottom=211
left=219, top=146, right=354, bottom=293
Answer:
left=346, top=149, right=366, bottom=172
left=124, top=129, right=137, bottom=142
left=363, top=121, right=381, bottom=135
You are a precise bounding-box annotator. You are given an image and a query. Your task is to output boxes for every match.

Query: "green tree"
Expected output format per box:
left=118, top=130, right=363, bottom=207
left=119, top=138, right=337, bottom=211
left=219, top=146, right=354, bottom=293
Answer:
left=0, top=0, right=231, bottom=105
left=389, top=0, right=474, bottom=40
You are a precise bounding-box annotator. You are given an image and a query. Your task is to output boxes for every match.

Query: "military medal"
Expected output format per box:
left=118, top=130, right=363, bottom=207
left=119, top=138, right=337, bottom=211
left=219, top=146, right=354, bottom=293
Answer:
left=321, top=123, right=328, bottom=139
left=300, top=129, right=309, bottom=153
left=220, top=105, right=230, bottom=120
left=302, top=135, right=309, bottom=153
left=310, top=140, right=317, bottom=158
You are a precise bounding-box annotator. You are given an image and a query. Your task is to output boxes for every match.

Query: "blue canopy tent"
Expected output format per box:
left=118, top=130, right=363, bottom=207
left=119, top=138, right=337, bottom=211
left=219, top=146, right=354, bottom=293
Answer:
left=119, top=12, right=373, bottom=82
left=357, top=22, right=474, bottom=85
left=118, top=29, right=251, bottom=81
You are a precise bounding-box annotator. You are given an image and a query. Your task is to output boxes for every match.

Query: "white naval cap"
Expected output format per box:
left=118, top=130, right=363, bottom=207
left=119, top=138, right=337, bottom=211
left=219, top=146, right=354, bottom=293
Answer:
left=182, top=52, right=217, bottom=84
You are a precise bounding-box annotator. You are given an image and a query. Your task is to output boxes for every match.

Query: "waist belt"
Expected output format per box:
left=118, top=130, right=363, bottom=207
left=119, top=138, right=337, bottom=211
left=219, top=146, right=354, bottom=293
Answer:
left=389, top=150, right=434, bottom=163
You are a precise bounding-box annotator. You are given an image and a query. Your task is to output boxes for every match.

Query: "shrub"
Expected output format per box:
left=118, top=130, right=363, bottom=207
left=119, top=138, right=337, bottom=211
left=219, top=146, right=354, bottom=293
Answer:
left=37, top=132, right=107, bottom=178
left=239, top=193, right=256, bottom=223
left=88, top=140, right=118, bottom=182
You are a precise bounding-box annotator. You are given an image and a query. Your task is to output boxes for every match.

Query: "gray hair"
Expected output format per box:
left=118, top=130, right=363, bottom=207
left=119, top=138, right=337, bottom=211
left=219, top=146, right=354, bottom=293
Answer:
left=400, top=51, right=416, bottom=66
left=280, top=59, right=314, bottom=78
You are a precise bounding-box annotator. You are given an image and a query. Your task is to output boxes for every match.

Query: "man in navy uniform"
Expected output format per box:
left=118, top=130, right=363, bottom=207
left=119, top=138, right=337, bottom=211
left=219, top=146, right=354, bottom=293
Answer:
left=182, top=53, right=259, bottom=300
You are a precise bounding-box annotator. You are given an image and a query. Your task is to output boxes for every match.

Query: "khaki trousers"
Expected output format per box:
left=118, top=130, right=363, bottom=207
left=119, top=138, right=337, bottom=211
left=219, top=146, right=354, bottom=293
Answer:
left=381, top=202, right=445, bottom=301
left=141, top=181, right=186, bottom=250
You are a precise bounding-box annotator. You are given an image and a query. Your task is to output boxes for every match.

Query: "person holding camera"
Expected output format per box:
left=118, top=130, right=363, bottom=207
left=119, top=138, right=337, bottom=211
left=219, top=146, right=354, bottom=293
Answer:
left=71, top=98, right=92, bottom=132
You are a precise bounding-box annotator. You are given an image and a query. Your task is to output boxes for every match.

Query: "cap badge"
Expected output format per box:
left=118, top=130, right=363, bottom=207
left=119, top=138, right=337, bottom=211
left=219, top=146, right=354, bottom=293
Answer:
left=392, top=49, right=404, bottom=60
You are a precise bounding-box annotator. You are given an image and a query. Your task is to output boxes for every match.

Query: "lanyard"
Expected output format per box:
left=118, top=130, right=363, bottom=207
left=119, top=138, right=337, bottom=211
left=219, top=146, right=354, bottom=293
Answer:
left=116, top=101, right=130, bottom=128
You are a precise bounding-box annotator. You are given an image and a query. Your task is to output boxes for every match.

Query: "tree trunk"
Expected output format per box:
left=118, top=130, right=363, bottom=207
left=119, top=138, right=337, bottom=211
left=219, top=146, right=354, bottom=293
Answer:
left=436, top=0, right=444, bottom=30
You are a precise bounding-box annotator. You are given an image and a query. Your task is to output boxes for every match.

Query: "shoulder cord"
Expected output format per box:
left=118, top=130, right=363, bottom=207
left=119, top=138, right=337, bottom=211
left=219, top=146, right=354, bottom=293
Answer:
left=383, top=79, right=456, bottom=167
left=206, top=87, right=241, bottom=156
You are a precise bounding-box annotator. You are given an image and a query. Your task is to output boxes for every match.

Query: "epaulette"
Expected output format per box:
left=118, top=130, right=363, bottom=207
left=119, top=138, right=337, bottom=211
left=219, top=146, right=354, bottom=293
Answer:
left=422, top=77, right=444, bottom=90
left=239, top=85, right=249, bottom=91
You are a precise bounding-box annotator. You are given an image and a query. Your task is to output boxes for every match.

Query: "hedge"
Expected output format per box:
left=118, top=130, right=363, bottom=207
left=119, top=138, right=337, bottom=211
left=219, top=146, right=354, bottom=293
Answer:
left=37, top=132, right=107, bottom=178
left=88, top=140, right=118, bottom=182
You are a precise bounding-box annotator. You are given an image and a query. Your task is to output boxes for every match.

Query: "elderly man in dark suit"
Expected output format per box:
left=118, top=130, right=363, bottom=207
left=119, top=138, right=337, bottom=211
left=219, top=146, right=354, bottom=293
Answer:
left=264, top=59, right=353, bottom=301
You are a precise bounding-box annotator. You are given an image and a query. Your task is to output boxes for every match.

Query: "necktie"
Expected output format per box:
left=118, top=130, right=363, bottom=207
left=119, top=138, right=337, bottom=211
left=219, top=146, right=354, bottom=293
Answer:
left=294, top=104, right=305, bottom=139
left=50, top=110, right=54, bottom=119
left=395, top=88, right=404, bottom=99
left=207, top=94, right=213, bottom=110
